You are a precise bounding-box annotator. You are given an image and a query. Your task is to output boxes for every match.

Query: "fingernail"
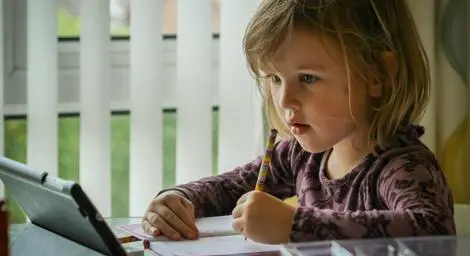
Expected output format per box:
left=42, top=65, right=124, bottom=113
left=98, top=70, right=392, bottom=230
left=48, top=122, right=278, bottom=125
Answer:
left=173, top=233, right=181, bottom=240
left=187, top=232, right=196, bottom=239
left=153, top=230, right=160, bottom=236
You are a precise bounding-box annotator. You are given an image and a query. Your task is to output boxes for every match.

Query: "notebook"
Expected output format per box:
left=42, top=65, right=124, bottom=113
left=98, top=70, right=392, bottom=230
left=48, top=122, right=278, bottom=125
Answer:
left=116, top=215, right=239, bottom=241
left=147, top=234, right=280, bottom=256
left=116, top=215, right=280, bottom=256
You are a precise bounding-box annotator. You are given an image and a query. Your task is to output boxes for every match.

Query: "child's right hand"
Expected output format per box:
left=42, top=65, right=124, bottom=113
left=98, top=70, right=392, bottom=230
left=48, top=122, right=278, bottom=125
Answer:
left=141, top=191, right=199, bottom=240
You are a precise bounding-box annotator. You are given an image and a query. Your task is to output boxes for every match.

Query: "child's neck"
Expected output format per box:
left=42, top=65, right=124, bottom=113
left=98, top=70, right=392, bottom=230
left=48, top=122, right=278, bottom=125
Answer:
left=325, top=132, right=372, bottom=180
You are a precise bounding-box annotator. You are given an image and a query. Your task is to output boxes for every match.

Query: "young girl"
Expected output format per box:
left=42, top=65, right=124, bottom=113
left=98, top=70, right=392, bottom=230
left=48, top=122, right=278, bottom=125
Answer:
left=141, top=0, right=456, bottom=244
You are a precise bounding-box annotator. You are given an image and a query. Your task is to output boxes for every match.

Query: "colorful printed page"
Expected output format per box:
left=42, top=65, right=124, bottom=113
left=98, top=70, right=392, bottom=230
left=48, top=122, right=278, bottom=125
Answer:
left=116, top=215, right=239, bottom=241
left=148, top=234, right=280, bottom=256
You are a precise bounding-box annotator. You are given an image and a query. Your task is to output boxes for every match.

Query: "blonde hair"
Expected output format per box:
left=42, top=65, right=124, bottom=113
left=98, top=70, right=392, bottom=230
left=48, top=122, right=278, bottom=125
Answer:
left=243, top=0, right=430, bottom=151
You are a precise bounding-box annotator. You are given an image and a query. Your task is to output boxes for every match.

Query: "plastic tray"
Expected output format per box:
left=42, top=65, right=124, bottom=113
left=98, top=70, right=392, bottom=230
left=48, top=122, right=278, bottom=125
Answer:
left=280, top=236, right=470, bottom=256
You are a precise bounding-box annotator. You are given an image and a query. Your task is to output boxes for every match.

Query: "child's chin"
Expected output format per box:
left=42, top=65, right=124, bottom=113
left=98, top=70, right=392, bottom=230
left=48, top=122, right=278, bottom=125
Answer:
left=296, top=139, right=332, bottom=154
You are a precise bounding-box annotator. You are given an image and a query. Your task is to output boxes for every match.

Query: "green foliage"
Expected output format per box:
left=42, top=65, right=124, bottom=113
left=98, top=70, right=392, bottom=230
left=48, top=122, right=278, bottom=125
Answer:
left=57, top=8, right=129, bottom=37
left=4, top=119, right=27, bottom=224
left=4, top=112, right=219, bottom=223
left=57, top=8, right=81, bottom=37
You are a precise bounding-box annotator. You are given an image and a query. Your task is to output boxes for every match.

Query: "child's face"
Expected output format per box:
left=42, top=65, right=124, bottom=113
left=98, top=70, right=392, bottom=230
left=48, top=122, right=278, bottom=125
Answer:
left=266, top=28, right=370, bottom=153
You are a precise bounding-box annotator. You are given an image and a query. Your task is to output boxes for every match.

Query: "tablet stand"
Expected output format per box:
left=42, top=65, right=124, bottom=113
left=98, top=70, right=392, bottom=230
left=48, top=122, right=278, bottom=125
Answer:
left=10, top=223, right=105, bottom=256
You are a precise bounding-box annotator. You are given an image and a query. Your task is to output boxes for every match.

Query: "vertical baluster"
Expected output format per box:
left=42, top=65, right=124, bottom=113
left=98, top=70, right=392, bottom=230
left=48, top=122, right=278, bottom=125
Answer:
left=129, top=0, right=164, bottom=216
left=218, top=0, right=263, bottom=172
left=79, top=0, right=111, bottom=217
left=175, top=0, right=213, bottom=184
left=26, top=0, right=58, bottom=176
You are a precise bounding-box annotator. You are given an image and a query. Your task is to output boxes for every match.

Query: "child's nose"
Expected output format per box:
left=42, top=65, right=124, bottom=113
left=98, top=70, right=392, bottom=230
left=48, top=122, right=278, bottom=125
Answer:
left=278, top=84, right=301, bottom=111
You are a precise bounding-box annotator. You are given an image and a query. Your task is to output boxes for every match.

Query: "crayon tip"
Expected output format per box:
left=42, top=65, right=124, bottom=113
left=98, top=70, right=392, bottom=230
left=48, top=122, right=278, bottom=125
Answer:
left=143, top=239, right=150, bottom=249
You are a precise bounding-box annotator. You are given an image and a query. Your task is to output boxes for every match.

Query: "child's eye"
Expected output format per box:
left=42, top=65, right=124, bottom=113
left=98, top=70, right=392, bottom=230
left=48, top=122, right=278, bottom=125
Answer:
left=268, top=75, right=282, bottom=85
left=298, top=74, right=319, bottom=84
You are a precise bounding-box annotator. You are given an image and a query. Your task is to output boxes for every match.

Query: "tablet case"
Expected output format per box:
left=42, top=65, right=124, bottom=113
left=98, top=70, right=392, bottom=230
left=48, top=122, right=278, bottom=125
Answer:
left=0, top=156, right=128, bottom=256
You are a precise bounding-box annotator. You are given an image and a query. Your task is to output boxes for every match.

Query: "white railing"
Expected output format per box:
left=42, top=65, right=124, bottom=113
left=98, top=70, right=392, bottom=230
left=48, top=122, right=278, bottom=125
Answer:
left=0, top=0, right=264, bottom=218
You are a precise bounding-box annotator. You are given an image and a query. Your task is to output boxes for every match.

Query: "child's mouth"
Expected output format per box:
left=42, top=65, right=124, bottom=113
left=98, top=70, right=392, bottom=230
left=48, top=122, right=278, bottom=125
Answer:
left=289, top=123, right=310, bottom=135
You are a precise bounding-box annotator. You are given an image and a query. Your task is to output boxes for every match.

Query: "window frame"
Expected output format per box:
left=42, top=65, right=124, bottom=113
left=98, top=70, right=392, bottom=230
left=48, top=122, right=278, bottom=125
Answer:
left=3, top=0, right=15, bottom=83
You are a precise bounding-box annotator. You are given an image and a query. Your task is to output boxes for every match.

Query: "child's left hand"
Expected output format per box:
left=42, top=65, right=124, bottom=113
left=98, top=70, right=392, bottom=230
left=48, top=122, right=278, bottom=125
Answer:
left=231, top=190, right=296, bottom=244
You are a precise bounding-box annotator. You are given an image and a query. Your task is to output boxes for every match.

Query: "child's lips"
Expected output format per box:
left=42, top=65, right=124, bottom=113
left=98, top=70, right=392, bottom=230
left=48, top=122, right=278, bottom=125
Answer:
left=289, top=123, right=310, bottom=135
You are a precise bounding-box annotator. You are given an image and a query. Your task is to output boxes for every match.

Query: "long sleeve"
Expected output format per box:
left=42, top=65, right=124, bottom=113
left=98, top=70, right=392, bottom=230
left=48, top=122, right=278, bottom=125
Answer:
left=159, top=139, right=299, bottom=218
left=289, top=153, right=456, bottom=242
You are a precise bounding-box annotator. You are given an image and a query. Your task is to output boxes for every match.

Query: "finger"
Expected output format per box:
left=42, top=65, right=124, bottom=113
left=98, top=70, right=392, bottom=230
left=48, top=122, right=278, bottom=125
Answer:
left=232, top=202, right=246, bottom=219
left=180, top=198, right=199, bottom=234
left=143, top=209, right=161, bottom=236
left=157, top=204, right=197, bottom=240
left=146, top=211, right=182, bottom=240
left=232, top=217, right=245, bottom=234
left=142, top=219, right=160, bottom=236
left=236, top=192, right=251, bottom=205
left=179, top=197, right=196, bottom=224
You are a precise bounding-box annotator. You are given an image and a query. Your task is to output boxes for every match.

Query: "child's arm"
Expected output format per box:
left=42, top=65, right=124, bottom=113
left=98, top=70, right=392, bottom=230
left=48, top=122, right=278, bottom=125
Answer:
left=159, top=139, right=300, bottom=218
left=289, top=152, right=456, bottom=242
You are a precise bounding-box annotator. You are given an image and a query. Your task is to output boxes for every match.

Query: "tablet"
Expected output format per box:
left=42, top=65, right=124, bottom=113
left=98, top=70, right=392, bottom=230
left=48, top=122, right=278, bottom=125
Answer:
left=0, top=156, right=127, bottom=256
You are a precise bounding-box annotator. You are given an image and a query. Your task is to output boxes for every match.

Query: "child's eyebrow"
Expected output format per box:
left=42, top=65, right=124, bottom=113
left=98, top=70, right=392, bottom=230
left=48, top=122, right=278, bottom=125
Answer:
left=296, top=64, right=325, bottom=71
left=258, top=61, right=326, bottom=74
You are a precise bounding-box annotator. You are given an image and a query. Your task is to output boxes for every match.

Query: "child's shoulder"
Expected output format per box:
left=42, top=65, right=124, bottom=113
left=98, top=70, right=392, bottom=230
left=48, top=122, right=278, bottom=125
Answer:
left=378, top=143, right=440, bottom=175
left=373, top=125, right=443, bottom=182
left=378, top=124, right=438, bottom=166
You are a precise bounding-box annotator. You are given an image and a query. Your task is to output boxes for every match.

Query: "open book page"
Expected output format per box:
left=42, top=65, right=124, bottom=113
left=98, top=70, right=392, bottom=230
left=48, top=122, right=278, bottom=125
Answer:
left=116, top=215, right=239, bottom=241
left=148, top=234, right=281, bottom=256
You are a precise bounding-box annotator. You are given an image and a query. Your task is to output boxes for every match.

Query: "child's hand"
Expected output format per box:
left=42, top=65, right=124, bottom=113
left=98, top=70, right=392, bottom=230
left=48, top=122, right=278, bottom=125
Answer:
left=232, top=190, right=295, bottom=244
left=141, top=191, right=199, bottom=240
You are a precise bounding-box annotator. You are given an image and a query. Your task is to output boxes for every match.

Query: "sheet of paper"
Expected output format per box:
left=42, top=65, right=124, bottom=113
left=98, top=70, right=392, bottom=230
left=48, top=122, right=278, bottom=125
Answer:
left=149, top=234, right=280, bottom=256
left=116, top=215, right=239, bottom=241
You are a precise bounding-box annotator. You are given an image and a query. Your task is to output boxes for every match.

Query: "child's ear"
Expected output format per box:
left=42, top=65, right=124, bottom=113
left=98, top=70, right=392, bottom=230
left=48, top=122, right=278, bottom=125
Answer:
left=368, top=51, right=397, bottom=98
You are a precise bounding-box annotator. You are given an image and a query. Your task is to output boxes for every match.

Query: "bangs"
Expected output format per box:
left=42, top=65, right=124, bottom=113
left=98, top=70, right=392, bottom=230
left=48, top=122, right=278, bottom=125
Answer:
left=243, top=1, right=296, bottom=78
left=244, top=0, right=391, bottom=79
left=243, top=0, right=340, bottom=79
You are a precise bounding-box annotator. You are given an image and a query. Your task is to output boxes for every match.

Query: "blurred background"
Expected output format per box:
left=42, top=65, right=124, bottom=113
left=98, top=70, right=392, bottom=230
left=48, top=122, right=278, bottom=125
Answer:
left=0, top=0, right=468, bottom=232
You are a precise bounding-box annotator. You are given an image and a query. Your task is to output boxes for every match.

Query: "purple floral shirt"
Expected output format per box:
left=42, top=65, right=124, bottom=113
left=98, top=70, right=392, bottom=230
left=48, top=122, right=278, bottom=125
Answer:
left=160, top=125, right=456, bottom=242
